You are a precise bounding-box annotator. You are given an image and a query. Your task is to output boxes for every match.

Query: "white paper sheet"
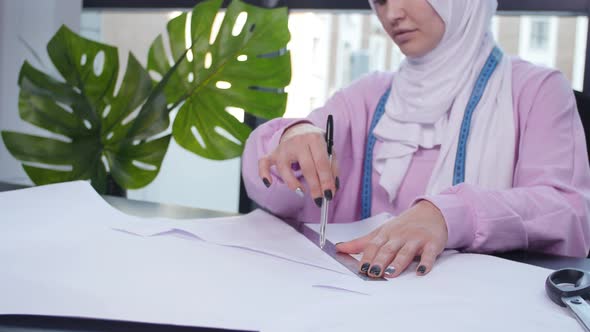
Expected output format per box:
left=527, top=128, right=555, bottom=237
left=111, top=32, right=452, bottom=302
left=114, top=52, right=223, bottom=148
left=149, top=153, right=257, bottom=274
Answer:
left=305, top=212, right=393, bottom=244
left=0, top=181, right=367, bottom=330
left=265, top=253, right=580, bottom=332
left=112, top=209, right=353, bottom=276
left=0, top=181, right=584, bottom=332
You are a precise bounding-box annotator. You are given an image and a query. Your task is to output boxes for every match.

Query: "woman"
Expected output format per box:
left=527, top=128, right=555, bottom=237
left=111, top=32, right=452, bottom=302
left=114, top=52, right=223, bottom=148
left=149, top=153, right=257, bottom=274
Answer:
left=241, top=0, right=590, bottom=278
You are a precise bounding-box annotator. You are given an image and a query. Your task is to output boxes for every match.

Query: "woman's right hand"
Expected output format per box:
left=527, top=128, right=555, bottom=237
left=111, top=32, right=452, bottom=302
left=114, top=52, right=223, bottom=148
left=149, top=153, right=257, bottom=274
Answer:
left=258, top=123, right=339, bottom=207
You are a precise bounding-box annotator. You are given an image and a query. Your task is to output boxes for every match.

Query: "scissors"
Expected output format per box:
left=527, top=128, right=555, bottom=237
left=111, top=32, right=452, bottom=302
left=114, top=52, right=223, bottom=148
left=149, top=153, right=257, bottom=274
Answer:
left=546, top=268, right=590, bottom=331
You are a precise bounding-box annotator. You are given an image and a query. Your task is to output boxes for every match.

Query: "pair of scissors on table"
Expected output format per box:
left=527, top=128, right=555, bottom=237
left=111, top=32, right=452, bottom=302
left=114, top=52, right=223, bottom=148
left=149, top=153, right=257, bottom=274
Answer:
left=546, top=268, right=590, bottom=331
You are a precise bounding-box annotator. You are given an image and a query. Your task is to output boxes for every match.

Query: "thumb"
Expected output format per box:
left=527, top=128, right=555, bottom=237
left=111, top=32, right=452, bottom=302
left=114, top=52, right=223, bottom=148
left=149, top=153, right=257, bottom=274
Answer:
left=336, top=231, right=375, bottom=254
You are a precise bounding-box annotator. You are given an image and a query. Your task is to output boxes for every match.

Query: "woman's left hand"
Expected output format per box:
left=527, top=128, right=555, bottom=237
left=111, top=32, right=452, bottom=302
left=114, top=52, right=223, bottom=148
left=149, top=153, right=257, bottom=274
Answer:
left=336, top=200, right=448, bottom=278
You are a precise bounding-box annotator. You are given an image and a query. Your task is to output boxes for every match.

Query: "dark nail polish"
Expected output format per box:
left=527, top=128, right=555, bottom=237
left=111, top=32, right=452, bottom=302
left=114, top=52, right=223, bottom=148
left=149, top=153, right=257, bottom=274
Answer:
left=360, top=263, right=370, bottom=274
left=384, top=266, right=396, bottom=277
left=369, top=265, right=382, bottom=277
left=335, top=177, right=340, bottom=191
left=314, top=197, right=323, bottom=208
left=418, top=265, right=427, bottom=274
left=324, top=190, right=333, bottom=201
left=262, top=178, right=271, bottom=188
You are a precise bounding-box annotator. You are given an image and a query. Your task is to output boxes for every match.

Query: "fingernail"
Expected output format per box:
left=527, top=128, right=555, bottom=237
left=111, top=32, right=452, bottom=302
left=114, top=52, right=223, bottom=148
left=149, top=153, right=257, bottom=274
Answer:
left=314, top=197, right=323, bottom=208
left=384, top=266, right=396, bottom=277
left=295, top=187, right=304, bottom=198
left=369, top=265, right=382, bottom=277
left=417, top=265, right=427, bottom=275
left=360, top=263, right=370, bottom=274
left=324, top=190, right=333, bottom=201
left=262, top=178, right=271, bottom=188
left=335, top=177, right=340, bottom=191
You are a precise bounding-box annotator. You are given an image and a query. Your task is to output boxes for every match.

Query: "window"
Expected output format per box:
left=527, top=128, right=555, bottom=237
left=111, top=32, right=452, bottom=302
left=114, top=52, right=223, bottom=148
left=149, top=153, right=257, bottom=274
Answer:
left=368, top=35, right=387, bottom=72
left=81, top=10, right=587, bottom=117
left=573, top=17, right=589, bottom=91
left=518, top=16, right=558, bottom=68
left=530, top=18, right=550, bottom=50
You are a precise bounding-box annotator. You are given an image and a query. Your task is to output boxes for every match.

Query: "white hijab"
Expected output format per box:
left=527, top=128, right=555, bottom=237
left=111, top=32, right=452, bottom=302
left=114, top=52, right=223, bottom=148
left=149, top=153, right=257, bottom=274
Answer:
left=371, top=0, right=515, bottom=202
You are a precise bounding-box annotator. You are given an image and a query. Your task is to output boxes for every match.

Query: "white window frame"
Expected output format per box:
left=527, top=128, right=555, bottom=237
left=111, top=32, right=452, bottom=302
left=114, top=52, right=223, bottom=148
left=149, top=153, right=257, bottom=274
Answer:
left=573, top=16, right=588, bottom=91
left=334, top=14, right=362, bottom=90
left=368, top=34, right=387, bottom=72
left=519, top=15, right=559, bottom=68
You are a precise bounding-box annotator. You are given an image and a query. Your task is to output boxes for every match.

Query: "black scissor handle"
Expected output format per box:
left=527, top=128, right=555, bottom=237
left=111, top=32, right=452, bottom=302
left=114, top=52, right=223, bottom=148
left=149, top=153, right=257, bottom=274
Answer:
left=546, top=268, right=590, bottom=307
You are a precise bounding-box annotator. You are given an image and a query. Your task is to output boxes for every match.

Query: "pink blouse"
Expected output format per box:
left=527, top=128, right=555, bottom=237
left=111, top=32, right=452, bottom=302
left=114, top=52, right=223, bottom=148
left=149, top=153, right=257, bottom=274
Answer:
left=241, top=58, right=590, bottom=258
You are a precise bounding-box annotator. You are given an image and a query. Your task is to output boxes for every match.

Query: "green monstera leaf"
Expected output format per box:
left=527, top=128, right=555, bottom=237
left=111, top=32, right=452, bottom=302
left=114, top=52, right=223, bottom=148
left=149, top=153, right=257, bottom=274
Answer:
left=148, top=0, right=291, bottom=160
left=2, top=0, right=291, bottom=193
left=1, top=25, right=173, bottom=194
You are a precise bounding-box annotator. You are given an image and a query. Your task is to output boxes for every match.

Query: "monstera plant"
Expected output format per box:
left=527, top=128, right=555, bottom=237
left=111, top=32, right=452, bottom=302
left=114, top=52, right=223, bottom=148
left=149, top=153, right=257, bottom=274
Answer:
left=1, top=0, right=291, bottom=194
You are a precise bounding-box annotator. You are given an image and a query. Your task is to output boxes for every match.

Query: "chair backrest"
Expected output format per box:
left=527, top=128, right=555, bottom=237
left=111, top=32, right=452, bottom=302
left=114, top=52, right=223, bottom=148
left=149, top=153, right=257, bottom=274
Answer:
left=574, top=91, right=590, bottom=161
left=578, top=92, right=590, bottom=259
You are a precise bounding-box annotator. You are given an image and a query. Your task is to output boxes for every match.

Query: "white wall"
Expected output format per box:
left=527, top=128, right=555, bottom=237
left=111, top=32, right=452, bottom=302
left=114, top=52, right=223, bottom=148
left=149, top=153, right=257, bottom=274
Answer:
left=0, top=0, right=82, bottom=184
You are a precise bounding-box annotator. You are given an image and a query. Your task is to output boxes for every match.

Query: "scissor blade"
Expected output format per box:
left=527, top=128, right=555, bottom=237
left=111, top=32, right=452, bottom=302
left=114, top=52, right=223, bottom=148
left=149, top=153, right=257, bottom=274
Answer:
left=563, top=296, right=590, bottom=331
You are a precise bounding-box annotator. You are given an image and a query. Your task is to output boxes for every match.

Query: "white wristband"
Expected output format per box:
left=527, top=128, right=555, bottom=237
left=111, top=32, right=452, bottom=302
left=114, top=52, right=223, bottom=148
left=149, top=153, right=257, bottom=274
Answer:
left=281, top=123, right=324, bottom=143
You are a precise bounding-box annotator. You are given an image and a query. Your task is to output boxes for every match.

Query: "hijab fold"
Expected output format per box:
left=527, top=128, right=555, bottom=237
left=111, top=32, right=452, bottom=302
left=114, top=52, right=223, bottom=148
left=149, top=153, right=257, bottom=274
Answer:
left=371, top=0, right=516, bottom=202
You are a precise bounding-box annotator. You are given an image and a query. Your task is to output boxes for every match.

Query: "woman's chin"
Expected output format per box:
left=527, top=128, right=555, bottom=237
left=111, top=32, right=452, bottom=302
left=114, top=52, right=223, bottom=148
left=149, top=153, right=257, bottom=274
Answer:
left=399, top=47, right=425, bottom=59
left=398, top=43, right=434, bottom=59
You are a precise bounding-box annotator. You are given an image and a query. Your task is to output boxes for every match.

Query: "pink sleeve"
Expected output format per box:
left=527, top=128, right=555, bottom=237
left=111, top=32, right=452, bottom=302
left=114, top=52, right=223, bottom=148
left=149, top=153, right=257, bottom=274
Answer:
left=422, top=72, right=590, bottom=257
left=241, top=91, right=353, bottom=220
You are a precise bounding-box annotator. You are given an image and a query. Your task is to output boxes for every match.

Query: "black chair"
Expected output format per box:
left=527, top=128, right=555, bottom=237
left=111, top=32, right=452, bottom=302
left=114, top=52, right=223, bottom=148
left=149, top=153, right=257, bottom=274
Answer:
left=575, top=90, right=590, bottom=160
left=573, top=91, right=590, bottom=258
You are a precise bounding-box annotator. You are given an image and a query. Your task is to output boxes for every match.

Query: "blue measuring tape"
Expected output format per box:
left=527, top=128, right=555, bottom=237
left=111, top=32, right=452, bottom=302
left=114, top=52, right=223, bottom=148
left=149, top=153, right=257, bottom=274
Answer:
left=360, top=47, right=503, bottom=219
left=360, top=88, right=391, bottom=219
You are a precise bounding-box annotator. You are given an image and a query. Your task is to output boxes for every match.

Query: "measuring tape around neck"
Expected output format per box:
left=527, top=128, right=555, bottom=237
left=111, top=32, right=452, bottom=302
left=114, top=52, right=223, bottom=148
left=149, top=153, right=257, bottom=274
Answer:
left=360, top=47, right=503, bottom=219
